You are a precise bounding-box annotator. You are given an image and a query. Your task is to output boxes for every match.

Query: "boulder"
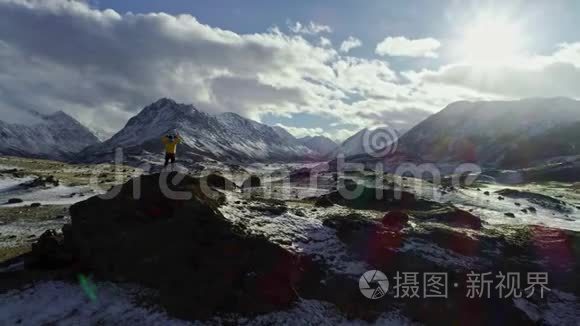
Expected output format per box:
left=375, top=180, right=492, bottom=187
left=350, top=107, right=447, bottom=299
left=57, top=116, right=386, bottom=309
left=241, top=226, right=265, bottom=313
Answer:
left=7, top=198, right=23, bottom=204
left=381, top=211, right=409, bottom=230
left=67, top=173, right=311, bottom=320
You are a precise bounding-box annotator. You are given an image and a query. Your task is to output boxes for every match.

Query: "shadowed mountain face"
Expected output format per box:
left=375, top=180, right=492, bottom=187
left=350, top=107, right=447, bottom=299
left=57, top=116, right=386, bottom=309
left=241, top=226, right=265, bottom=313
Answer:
left=79, top=98, right=320, bottom=163
left=0, top=111, right=99, bottom=160
left=399, top=98, right=580, bottom=168
left=298, top=135, right=337, bottom=156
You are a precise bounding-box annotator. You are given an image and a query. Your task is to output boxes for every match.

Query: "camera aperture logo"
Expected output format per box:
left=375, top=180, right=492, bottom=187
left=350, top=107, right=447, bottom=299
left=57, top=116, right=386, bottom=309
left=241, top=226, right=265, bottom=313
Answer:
left=359, top=270, right=389, bottom=299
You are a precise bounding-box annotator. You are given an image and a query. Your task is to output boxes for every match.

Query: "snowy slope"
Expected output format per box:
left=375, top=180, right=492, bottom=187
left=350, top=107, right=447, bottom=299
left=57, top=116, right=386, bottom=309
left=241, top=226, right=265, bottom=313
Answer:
left=399, top=98, right=580, bottom=167
left=272, top=126, right=337, bottom=157
left=0, top=111, right=99, bottom=160
left=298, top=135, right=337, bottom=156
left=79, top=98, right=317, bottom=163
left=331, top=126, right=400, bottom=159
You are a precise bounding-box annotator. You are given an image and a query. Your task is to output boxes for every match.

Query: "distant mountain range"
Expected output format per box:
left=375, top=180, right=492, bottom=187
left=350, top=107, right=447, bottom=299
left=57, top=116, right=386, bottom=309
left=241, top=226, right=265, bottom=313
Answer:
left=3, top=97, right=580, bottom=169
left=78, top=98, right=331, bottom=163
left=0, top=111, right=99, bottom=160
left=398, top=97, right=580, bottom=168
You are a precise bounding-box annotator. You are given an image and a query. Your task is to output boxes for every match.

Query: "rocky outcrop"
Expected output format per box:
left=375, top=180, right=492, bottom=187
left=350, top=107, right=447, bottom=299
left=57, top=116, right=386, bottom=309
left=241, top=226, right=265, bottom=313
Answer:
left=66, top=173, right=315, bottom=319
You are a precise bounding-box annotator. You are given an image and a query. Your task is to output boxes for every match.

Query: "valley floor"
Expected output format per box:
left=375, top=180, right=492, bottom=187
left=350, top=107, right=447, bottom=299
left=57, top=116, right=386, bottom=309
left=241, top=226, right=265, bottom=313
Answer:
left=0, top=156, right=579, bottom=325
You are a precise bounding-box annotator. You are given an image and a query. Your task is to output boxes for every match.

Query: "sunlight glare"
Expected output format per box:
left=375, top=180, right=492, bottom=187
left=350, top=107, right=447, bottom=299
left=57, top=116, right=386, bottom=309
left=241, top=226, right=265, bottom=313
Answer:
left=458, top=15, right=524, bottom=65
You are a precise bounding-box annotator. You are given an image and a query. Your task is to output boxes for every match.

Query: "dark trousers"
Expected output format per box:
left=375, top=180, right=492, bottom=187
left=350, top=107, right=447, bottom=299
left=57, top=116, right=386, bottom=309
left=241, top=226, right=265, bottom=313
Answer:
left=164, top=153, right=176, bottom=167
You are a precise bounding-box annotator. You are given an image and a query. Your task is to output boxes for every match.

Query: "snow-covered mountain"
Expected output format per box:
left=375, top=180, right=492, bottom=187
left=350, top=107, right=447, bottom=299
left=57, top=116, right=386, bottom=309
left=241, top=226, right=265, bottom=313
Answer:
left=79, top=98, right=318, bottom=163
left=399, top=98, right=580, bottom=167
left=0, top=111, right=100, bottom=160
left=271, top=125, right=337, bottom=156
left=297, top=136, right=337, bottom=156
left=330, top=126, right=400, bottom=159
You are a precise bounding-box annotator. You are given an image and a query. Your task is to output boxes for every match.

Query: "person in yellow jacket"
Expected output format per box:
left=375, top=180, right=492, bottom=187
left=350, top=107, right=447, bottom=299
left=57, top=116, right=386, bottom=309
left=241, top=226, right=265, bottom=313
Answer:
left=161, top=132, right=181, bottom=167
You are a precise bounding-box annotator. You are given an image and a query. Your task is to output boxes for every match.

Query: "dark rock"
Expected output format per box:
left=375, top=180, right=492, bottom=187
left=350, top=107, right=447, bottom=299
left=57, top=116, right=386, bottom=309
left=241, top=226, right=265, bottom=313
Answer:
left=521, top=209, right=528, bottom=214
left=498, top=196, right=505, bottom=200
left=67, top=173, right=311, bottom=320
left=30, top=202, right=42, bottom=208
left=28, top=230, right=72, bottom=269
left=7, top=198, right=23, bottom=204
left=413, top=207, right=483, bottom=230
left=504, top=212, right=516, bottom=218
left=514, top=202, right=521, bottom=206
left=314, top=196, right=334, bottom=207
left=484, top=191, right=490, bottom=196
left=381, top=211, right=409, bottom=230
left=202, top=173, right=236, bottom=191
left=241, top=175, right=261, bottom=189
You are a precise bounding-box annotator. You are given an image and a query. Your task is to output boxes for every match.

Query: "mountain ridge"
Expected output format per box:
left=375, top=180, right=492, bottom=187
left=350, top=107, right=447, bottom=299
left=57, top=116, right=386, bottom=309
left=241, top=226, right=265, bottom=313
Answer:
left=78, top=98, right=321, bottom=163
left=0, top=110, right=100, bottom=160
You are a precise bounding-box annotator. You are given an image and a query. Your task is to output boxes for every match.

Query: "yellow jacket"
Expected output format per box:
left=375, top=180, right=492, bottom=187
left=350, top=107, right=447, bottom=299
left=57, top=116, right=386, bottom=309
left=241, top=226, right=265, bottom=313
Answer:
left=162, top=136, right=181, bottom=154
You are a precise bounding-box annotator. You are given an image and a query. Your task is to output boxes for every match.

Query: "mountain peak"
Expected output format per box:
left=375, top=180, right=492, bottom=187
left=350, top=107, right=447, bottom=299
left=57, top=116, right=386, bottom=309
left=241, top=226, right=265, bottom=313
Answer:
left=152, top=97, right=177, bottom=106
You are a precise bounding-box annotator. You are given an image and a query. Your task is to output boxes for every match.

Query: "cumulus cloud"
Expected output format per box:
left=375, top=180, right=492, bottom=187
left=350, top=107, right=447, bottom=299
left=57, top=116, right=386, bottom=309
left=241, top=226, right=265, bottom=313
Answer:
left=339, top=36, right=362, bottom=53
left=8, top=0, right=576, bottom=140
left=375, top=36, right=441, bottom=58
left=0, top=0, right=339, bottom=131
left=288, top=21, right=332, bottom=35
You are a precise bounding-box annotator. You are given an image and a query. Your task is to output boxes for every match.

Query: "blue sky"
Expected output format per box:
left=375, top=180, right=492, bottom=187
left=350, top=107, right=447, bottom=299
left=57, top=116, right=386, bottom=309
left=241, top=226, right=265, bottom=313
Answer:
left=2, top=0, right=580, bottom=141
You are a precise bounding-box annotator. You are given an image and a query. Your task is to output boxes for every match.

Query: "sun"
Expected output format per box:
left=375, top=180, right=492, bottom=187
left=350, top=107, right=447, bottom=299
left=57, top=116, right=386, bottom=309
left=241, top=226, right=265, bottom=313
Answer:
left=457, top=15, right=524, bottom=65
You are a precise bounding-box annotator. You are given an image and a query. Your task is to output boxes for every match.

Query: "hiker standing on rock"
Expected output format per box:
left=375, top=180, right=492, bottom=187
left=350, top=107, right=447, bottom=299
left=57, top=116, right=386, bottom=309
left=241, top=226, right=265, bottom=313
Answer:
left=162, top=132, right=181, bottom=167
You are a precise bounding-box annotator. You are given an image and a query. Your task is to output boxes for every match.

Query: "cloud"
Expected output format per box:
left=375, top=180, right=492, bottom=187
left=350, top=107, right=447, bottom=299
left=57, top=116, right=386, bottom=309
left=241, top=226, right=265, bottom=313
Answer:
left=274, top=123, right=324, bottom=138
left=274, top=123, right=351, bottom=142
left=375, top=36, right=441, bottom=58
left=406, top=43, right=580, bottom=99
left=5, top=0, right=559, bottom=141
left=339, top=36, right=362, bottom=53
left=0, top=0, right=340, bottom=131
left=319, top=37, right=332, bottom=47
left=288, top=21, right=332, bottom=35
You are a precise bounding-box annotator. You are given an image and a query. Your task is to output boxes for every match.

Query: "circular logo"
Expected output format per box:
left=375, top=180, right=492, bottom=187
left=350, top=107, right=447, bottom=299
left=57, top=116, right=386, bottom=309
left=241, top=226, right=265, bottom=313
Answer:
left=362, top=126, right=399, bottom=158
left=359, top=270, right=389, bottom=299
